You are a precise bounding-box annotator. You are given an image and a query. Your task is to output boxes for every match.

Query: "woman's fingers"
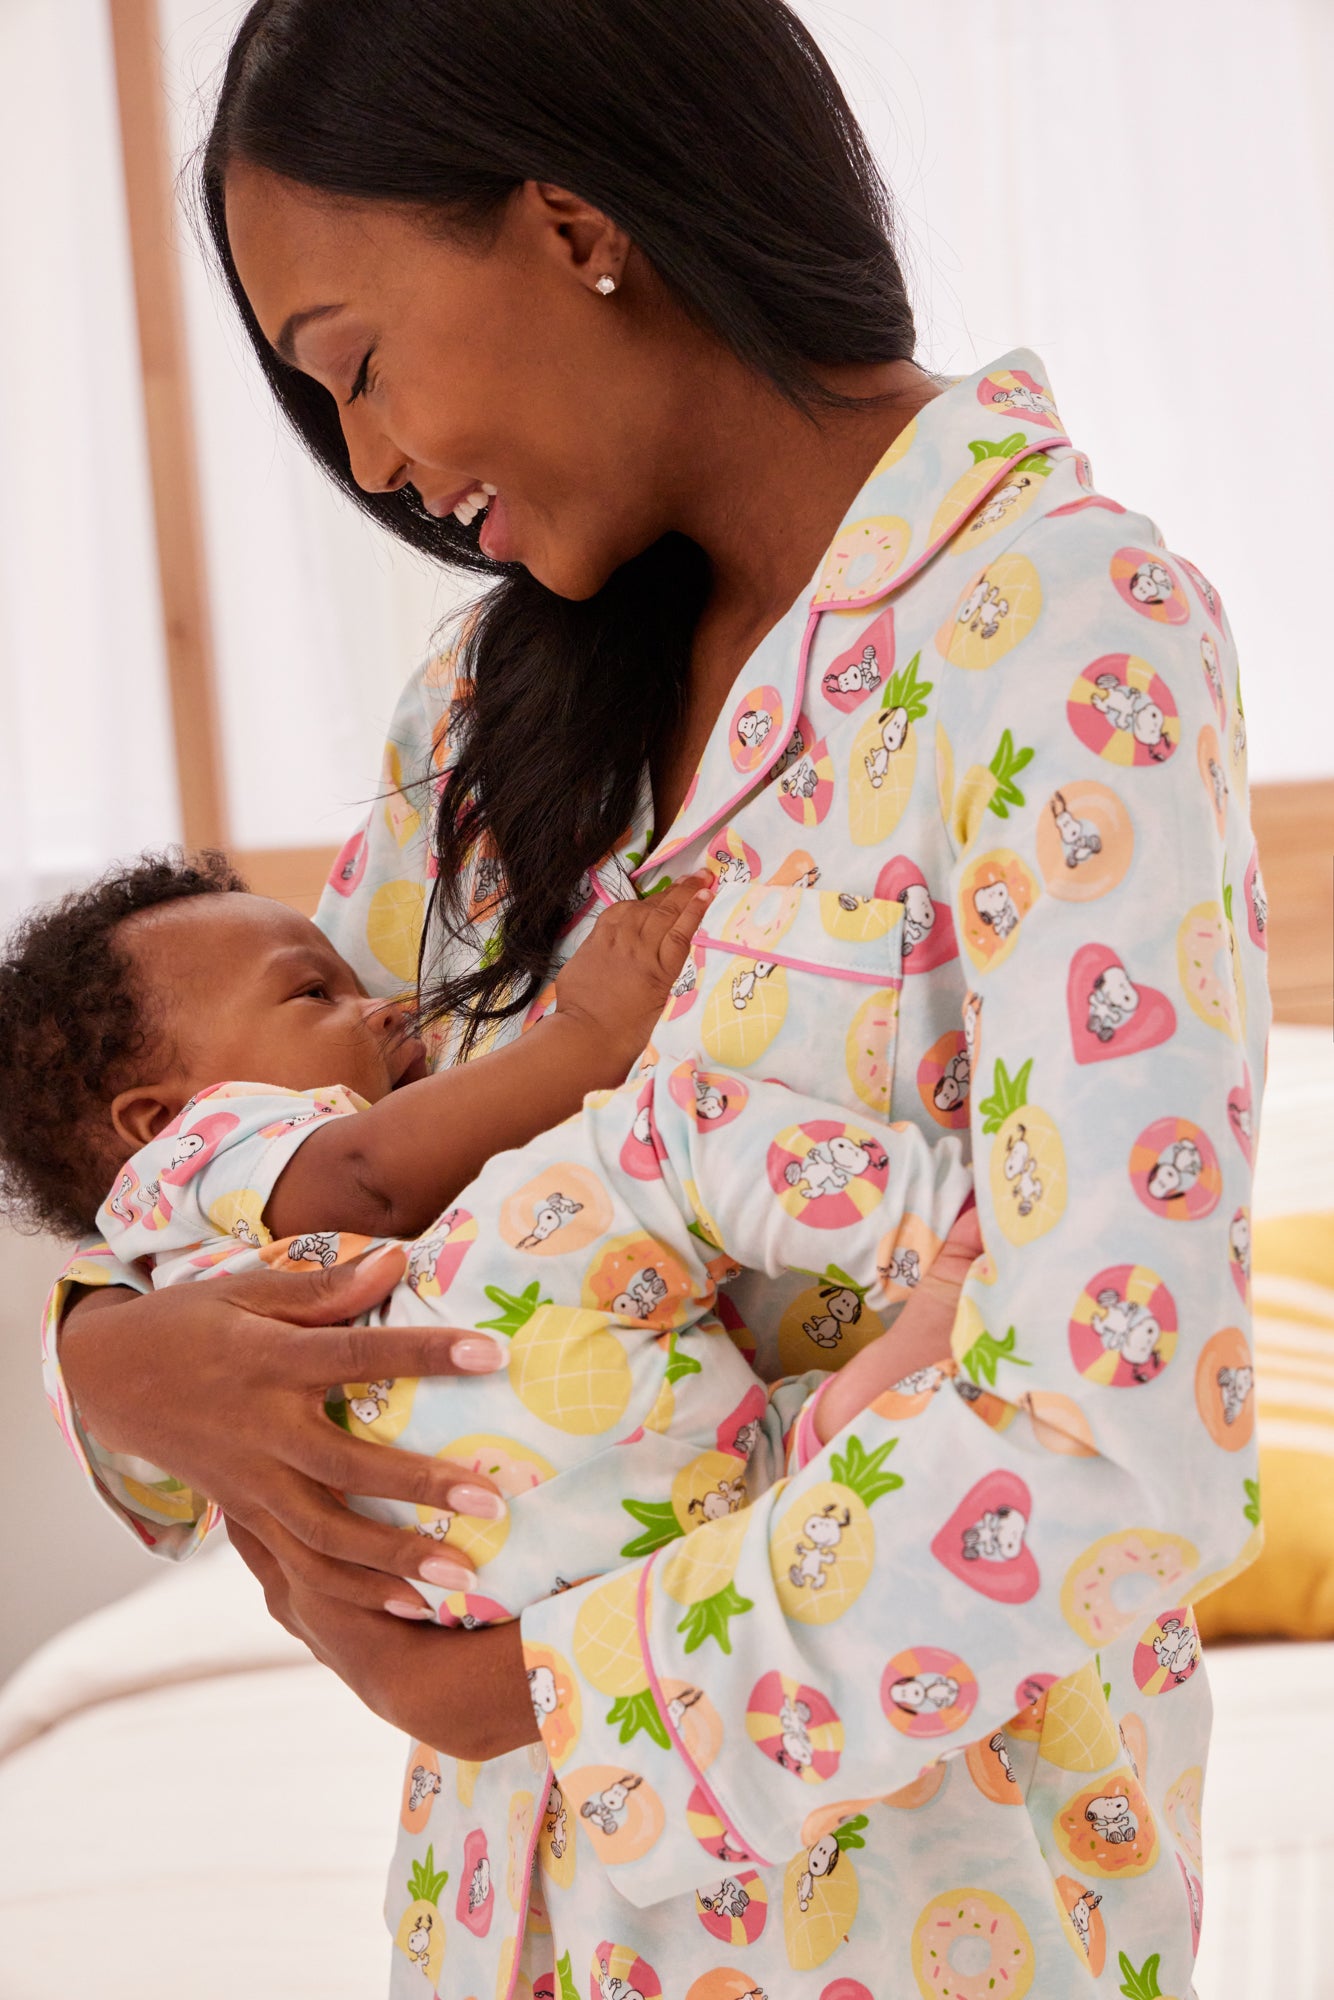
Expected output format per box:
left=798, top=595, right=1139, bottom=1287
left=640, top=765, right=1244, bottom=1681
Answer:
left=223, top=1242, right=409, bottom=1328
left=226, top=1503, right=439, bottom=1618
left=288, top=1319, right=509, bottom=1391
left=235, top=1468, right=479, bottom=1596
left=284, top=1423, right=507, bottom=1524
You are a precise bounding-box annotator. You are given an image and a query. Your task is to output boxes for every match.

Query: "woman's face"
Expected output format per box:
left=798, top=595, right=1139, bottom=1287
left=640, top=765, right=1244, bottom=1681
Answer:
left=225, top=164, right=688, bottom=599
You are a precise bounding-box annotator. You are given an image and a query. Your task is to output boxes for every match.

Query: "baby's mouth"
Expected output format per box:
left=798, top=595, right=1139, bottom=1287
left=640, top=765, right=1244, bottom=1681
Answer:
left=391, top=1038, right=431, bottom=1088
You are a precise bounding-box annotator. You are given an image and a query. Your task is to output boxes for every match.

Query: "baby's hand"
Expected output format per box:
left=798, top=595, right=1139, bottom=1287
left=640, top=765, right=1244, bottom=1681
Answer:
left=553, top=874, right=714, bottom=1068
left=813, top=1202, right=983, bottom=1445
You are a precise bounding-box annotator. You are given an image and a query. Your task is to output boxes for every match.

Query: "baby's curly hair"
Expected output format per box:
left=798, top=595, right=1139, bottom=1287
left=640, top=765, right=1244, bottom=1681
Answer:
left=0, top=850, right=248, bottom=1239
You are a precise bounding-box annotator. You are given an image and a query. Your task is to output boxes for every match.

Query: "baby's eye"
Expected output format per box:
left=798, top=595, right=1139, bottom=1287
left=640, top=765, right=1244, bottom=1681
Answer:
left=297, top=982, right=331, bottom=1002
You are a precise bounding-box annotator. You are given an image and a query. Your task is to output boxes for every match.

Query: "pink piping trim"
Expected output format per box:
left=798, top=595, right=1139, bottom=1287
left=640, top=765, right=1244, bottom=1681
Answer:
left=633, top=607, right=820, bottom=882
left=499, top=1762, right=554, bottom=2000
left=790, top=1378, right=834, bottom=1471
left=691, top=934, right=903, bottom=986
left=626, top=431, right=1069, bottom=882
left=814, top=434, right=1072, bottom=615
left=635, top=1553, right=776, bottom=1871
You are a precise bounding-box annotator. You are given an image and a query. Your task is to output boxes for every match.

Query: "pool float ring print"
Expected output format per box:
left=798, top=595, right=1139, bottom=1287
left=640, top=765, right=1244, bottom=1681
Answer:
left=746, top=1670, right=844, bottom=1783
left=1067, top=654, right=1178, bottom=767
left=880, top=1645, right=979, bottom=1738
left=767, top=1119, right=889, bottom=1229
left=729, top=685, right=784, bottom=773
left=1069, top=1263, right=1178, bottom=1387
left=1128, top=1117, right=1221, bottom=1222
left=1110, top=546, right=1190, bottom=625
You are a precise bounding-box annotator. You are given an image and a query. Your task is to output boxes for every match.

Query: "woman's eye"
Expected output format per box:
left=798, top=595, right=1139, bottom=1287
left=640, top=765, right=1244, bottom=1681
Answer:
left=346, top=348, right=376, bottom=406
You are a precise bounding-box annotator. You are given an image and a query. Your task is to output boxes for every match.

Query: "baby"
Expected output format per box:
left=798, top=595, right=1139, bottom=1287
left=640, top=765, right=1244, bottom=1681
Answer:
left=1, top=849, right=973, bottom=1623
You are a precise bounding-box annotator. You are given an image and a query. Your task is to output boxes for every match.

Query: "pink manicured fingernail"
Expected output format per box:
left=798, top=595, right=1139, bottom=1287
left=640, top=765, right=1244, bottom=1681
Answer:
left=446, top=1483, right=507, bottom=1521
left=453, top=1337, right=508, bottom=1373
left=386, top=1598, right=434, bottom=1619
left=418, top=1557, right=474, bottom=1590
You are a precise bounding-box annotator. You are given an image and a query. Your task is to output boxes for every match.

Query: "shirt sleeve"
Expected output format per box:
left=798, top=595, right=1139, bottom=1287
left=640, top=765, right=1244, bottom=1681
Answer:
left=519, top=498, right=1268, bottom=1907
left=43, top=1083, right=367, bottom=1556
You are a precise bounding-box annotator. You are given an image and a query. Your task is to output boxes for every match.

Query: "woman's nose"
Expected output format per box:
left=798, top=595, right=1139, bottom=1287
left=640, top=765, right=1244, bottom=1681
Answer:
left=341, top=408, right=410, bottom=497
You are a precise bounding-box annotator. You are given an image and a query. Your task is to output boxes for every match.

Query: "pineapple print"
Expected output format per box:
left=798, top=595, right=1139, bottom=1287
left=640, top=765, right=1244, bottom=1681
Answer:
left=479, top=1282, right=632, bottom=1436
left=393, top=1845, right=448, bottom=1984
left=783, top=1812, right=866, bottom=1970
left=772, top=1435, right=903, bottom=1624
left=572, top=1568, right=669, bottom=1750
left=661, top=1503, right=756, bottom=1654
left=942, top=725, right=1036, bottom=849
left=1038, top=1660, right=1122, bottom=1771
left=1118, top=1951, right=1181, bottom=2000
left=848, top=651, right=933, bottom=846
left=979, top=1056, right=1068, bottom=1245
left=619, top=1450, right=748, bottom=1561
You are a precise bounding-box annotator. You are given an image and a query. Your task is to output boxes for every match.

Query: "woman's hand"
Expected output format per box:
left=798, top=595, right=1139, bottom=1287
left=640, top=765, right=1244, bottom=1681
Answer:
left=59, top=1248, right=510, bottom=1615
left=814, top=1201, right=984, bottom=1444
left=226, top=1516, right=540, bottom=1761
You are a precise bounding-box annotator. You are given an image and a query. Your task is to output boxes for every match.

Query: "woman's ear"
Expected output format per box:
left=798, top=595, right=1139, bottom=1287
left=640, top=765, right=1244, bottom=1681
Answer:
left=109, top=1085, right=182, bottom=1154
left=527, top=181, right=629, bottom=292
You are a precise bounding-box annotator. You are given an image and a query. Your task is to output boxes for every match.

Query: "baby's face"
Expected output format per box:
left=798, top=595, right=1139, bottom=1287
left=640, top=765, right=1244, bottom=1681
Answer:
left=119, top=893, right=427, bottom=1108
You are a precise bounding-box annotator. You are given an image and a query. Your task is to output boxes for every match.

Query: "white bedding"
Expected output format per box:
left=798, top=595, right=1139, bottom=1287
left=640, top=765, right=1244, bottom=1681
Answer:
left=2, top=1027, right=1330, bottom=1998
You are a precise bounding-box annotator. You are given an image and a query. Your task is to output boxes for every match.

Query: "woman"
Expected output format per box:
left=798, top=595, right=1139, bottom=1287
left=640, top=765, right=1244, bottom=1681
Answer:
left=51, top=1, right=1265, bottom=1994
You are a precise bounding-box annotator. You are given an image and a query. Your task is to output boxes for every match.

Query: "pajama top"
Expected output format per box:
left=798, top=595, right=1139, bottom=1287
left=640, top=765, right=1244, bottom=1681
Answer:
left=44, top=349, right=1268, bottom=2000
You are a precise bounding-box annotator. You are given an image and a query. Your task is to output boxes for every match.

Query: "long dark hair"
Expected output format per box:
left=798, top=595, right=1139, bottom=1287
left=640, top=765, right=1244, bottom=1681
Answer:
left=201, top=0, right=916, bottom=1049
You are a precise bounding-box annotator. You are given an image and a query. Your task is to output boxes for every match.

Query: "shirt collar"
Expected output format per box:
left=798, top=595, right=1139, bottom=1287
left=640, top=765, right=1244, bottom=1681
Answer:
left=635, top=346, right=1068, bottom=877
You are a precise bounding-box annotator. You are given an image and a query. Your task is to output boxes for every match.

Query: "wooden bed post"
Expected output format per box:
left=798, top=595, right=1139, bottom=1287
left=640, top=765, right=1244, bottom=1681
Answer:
left=109, top=0, right=228, bottom=854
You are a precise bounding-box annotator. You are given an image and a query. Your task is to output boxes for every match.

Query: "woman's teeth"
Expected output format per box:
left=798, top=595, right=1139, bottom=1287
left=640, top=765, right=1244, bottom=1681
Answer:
left=453, top=482, right=497, bottom=526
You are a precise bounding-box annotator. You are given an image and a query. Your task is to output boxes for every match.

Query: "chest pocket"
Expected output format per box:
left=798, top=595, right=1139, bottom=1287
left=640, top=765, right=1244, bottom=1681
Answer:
left=657, top=876, right=905, bottom=1121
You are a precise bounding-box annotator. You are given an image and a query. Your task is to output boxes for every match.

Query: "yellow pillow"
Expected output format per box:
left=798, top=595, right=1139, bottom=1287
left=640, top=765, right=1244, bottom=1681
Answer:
left=1196, top=1213, right=1334, bottom=1642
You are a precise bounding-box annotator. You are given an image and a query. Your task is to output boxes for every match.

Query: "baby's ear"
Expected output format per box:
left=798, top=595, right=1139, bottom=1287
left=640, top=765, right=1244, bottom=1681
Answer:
left=109, top=1085, right=181, bottom=1153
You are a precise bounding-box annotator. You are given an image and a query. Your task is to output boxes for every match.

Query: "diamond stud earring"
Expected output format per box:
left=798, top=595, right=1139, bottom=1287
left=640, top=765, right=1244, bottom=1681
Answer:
left=595, top=274, right=617, bottom=296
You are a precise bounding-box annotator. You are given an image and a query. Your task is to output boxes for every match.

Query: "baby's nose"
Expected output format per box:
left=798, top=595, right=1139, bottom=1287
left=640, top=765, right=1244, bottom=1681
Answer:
left=366, top=996, right=403, bottom=1035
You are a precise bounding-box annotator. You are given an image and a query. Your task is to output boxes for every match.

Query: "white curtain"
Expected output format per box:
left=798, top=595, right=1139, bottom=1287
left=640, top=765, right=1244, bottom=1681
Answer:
left=0, top=0, right=1330, bottom=927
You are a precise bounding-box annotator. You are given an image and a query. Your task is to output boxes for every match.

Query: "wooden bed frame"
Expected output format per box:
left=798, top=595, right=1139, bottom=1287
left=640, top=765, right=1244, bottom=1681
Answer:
left=109, top=0, right=1333, bottom=1035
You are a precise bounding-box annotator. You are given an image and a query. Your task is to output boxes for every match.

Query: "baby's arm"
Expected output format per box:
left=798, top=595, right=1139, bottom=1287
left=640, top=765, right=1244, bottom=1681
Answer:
left=811, top=1200, right=982, bottom=1444
left=264, top=878, right=711, bottom=1243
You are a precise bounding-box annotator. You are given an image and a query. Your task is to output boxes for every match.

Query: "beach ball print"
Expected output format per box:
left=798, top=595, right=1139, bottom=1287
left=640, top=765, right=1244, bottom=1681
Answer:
left=729, top=686, right=785, bottom=773
left=1200, top=633, right=1227, bottom=728
left=746, top=1671, right=844, bottom=1783
left=977, top=363, right=1062, bottom=429
left=1069, top=1264, right=1178, bottom=1387
left=778, top=721, right=836, bottom=826
left=821, top=608, right=894, bottom=712
left=1067, top=655, right=1178, bottom=768
left=590, top=1944, right=662, bottom=2000
left=687, top=1782, right=757, bottom=1864
left=695, top=1871, right=769, bottom=1946
left=1132, top=1605, right=1201, bottom=1695
left=767, top=1119, right=889, bottom=1229
left=405, top=1206, right=477, bottom=1297
left=1128, top=1119, right=1221, bottom=1222
left=1110, top=547, right=1190, bottom=625
left=880, top=1646, right=979, bottom=1738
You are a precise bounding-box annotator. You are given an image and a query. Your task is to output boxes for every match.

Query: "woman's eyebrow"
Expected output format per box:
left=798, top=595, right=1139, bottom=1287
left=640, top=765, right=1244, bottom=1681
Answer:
left=275, top=302, right=344, bottom=365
